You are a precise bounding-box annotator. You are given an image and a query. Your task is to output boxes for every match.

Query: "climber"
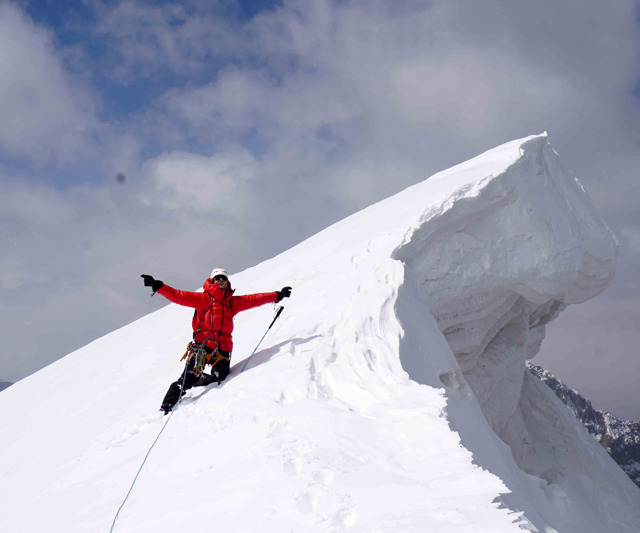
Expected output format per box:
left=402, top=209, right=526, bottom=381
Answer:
left=141, top=268, right=291, bottom=414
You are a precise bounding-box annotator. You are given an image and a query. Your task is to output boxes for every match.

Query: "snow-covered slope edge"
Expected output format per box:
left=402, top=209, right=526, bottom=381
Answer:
left=1, top=134, right=638, bottom=533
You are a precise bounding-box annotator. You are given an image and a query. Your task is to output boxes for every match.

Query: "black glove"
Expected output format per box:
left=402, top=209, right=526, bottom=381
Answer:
left=141, top=274, right=164, bottom=294
left=275, top=286, right=292, bottom=303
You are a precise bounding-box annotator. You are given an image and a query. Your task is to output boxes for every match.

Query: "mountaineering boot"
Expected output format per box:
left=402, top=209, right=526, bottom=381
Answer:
left=194, top=370, right=220, bottom=387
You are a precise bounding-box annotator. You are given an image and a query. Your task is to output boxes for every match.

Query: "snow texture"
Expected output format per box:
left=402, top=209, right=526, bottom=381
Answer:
left=1, top=134, right=639, bottom=533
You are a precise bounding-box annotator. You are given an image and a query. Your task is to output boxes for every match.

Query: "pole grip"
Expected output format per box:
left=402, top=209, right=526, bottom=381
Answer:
left=269, top=306, right=285, bottom=329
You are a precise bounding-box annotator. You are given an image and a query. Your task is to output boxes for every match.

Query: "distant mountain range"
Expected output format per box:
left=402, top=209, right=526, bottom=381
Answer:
left=528, top=363, right=640, bottom=489
left=0, top=381, right=12, bottom=392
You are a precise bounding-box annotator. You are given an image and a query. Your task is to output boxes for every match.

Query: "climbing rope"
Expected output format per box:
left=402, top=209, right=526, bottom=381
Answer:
left=109, top=364, right=189, bottom=532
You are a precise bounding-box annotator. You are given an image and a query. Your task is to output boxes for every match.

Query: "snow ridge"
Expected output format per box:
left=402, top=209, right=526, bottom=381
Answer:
left=1, top=134, right=639, bottom=533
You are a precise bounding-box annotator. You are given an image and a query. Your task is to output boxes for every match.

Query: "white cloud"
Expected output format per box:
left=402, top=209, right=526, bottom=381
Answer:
left=390, top=51, right=571, bottom=138
left=0, top=258, right=43, bottom=290
left=144, top=148, right=259, bottom=218
left=92, top=0, right=243, bottom=82
left=0, top=3, right=97, bottom=162
left=145, top=0, right=639, bottom=215
left=160, top=68, right=275, bottom=139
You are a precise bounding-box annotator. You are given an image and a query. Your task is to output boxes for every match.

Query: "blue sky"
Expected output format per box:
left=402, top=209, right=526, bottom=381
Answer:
left=2, top=0, right=640, bottom=420
left=12, top=0, right=281, bottom=185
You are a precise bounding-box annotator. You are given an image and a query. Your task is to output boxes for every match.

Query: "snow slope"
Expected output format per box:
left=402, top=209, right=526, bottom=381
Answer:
left=1, top=134, right=639, bottom=533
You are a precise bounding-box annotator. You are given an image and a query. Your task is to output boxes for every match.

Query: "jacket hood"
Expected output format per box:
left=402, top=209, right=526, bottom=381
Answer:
left=203, top=279, right=234, bottom=301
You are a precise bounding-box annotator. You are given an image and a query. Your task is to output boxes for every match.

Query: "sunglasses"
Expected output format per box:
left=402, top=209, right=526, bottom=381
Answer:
left=213, top=275, right=228, bottom=282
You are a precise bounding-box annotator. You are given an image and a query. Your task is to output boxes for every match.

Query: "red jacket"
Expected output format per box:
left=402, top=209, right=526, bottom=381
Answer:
left=157, top=279, right=278, bottom=352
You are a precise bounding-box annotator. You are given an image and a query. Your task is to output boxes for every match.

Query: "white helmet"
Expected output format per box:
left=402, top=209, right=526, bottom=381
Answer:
left=210, top=267, right=228, bottom=280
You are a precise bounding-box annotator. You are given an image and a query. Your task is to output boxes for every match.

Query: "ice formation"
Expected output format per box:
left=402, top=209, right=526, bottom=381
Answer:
left=395, top=134, right=618, bottom=480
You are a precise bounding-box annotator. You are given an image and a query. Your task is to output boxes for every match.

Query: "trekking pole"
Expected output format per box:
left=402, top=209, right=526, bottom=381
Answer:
left=241, top=306, right=284, bottom=373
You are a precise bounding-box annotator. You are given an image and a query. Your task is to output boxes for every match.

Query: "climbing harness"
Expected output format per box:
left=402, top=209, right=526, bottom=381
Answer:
left=208, top=349, right=230, bottom=372
left=180, top=341, right=210, bottom=377
left=180, top=341, right=230, bottom=377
